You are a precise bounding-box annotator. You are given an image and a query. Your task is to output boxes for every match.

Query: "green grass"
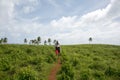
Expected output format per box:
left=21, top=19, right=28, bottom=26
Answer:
left=0, top=44, right=120, bottom=80
left=0, top=44, right=57, bottom=80
left=58, top=44, right=120, bottom=80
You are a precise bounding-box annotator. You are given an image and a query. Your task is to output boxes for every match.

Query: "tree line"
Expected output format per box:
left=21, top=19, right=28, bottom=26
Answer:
left=24, top=36, right=57, bottom=45
left=0, top=36, right=93, bottom=45
left=24, top=36, right=93, bottom=45
left=0, top=37, right=8, bottom=44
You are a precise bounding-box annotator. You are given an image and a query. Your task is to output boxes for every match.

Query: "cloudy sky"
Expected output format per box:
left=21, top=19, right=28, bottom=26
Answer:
left=0, top=0, right=120, bottom=45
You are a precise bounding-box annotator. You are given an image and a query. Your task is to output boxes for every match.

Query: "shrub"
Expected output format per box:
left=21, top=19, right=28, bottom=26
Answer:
left=26, top=48, right=33, bottom=53
left=60, top=53, right=69, bottom=64
left=29, top=56, right=42, bottom=65
left=36, top=61, right=44, bottom=71
left=80, top=73, right=89, bottom=80
left=115, top=69, right=120, bottom=80
left=58, top=62, right=74, bottom=80
left=88, top=62, right=105, bottom=71
left=0, top=58, right=11, bottom=71
left=93, top=71, right=105, bottom=80
left=46, top=53, right=56, bottom=63
left=71, top=57, right=79, bottom=66
left=58, top=72, right=71, bottom=80
left=16, top=66, right=38, bottom=80
left=105, top=66, right=116, bottom=76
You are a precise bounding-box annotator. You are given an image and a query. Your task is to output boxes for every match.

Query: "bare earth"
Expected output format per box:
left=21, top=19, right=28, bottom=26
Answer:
left=48, top=58, right=61, bottom=80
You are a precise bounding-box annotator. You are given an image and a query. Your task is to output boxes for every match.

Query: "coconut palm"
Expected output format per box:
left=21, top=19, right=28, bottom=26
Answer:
left=37, top=36, right=41, bottom=45
left=89, top=37, right=92, bottom=44
left=48, top=38, right=51, bottom=45
left=44, top=40, right=47, bottom=45
left=24, top=38, right=27, bottom=44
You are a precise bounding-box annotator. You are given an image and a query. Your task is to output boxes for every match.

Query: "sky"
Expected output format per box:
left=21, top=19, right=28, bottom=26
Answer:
left=0, top=0, right=120, bottom=45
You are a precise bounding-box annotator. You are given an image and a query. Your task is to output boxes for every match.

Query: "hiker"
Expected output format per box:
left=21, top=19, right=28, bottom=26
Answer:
left=55, top=41, right=60, bottom=56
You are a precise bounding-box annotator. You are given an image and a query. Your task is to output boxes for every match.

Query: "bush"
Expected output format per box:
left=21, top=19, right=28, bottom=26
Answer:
left=71, top=57, right=79, bottom=66
left=29, top=56, right=42, bottom=65
left=80, top=73, right=89, bottom=80
left=58, top=72, right=71, bottom=80
left=88, top=62, right=105, bottom=71
left=46, top=53, right=56, bottom=63
left=58, top=62, right=74, bottom=80
left=60, top=53, right=69, bottom=64
left=93, top=71, right=105, bottom=80
left=0, top=58, right=11, bottom=71
left=105, top=66, right=116, bottom=76
left=26, top=48, right=33, bottom=53
left=16, top=66, right=38, bottom=80
left=36, top=62, right=44, bottom=71
left=115, top=69, right=120, bottom=80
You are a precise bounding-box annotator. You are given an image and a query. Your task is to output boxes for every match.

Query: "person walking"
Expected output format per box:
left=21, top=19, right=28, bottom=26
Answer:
left=55, top=41, right=60, bottom=56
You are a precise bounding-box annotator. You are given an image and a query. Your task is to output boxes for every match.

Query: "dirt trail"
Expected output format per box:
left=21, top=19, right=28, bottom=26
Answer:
left=48, top=57, right=61, bottom=80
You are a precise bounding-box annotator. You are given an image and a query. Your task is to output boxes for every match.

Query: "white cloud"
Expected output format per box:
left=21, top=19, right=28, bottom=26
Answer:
left=0, top=0, right=15, bottom=25
left=51, top=16, right=77, bottom=29
left=22, top=0, right=39, bottom=14
left=17, top=0, right=39, bottom=14
left=0, top=0, right=120, bottom=45
left=107, top=0, right=120, bottom=18
left=49, top=0, right=120, bottom=45
left=23, top=6, right=34, bottom=14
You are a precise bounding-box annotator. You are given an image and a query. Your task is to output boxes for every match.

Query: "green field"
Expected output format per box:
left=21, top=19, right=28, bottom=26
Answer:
left=0, top=44, right=120, bottom=80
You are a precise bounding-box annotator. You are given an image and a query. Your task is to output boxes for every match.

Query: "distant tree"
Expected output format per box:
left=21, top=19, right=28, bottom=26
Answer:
left=37, top=36, right=41, bottom=45
left=34, top=39, right=38, bottom=45
left=48, top=38, right=51, bottom=45
left=53, top=39, right=57, bottom=45
left=1, top=38, right=4, bottom=44
left=44, top=40, right=47, bottom=45
left=31, top=40, right=34, bottom=44
left=89, top=37, right=92, bottom=44
left=3, top=37, right=7, bottom=44
left=24, top=38, right=27, bottom=44
left=29, top=40, right=32, bottom=45
left=0, top=39, right=1, bottom=44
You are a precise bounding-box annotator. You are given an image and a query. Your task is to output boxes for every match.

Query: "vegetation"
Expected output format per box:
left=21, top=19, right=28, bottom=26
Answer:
left=0, top=44, right=120, bottom=80
left=48, top=38, right=51, bottom=45
left=89, top=37, right=92, bottom=44
left=0, top=44, right=57, bottom=80
left=37, top=36, right=41, bottom=45
left=0, top=37, right=8, bottom=44
left=24, top=38, right=27, bottom=44
left=57, top=44, right=120, bottom=80
left=44, top=40, right=47, bottom=45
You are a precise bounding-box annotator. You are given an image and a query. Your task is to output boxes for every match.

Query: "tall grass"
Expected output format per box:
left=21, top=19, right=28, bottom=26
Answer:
left=0, top=44, right=56, bottom=80
left=0, top=44, right=120, bottom=80
left=58, top=44, right=120, bottom=80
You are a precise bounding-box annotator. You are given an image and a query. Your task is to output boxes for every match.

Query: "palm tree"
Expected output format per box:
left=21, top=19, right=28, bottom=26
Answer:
left=24, top=38, right=27, bottom=44
left=34, top=39, right=38, bottom=45
left=53, top=39, right=57, bottom=45
left=44, top=40, right=47, bottom=45
left=31, top=40, right=34, bottom=44
left=37, top=36, right=41, bottom=45
left=89, top=37, right=92, bottom=44
left=1, top=38, right=4, bottom=44
left=0, top=39, right=1, bottom=44
left=3, top=37, right=7, bottom=44
left=48, top=38, right=51, bottom=45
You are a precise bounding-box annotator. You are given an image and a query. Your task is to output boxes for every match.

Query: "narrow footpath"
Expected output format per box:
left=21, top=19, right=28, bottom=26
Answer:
left=48, top=57, right=61, bottom=80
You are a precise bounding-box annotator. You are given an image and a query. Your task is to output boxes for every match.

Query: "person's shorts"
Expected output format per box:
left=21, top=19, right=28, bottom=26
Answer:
left=55, top=50, right=59, bottom=55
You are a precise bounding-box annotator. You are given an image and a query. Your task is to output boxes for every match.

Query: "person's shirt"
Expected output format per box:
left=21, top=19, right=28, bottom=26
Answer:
left=55, top=43, right=60, bottom=47
left=57, top=44, right=60, bottom=47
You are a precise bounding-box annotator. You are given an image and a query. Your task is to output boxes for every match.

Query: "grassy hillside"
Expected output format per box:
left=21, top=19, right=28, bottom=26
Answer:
left=58, top=44, right=120, bottom=80
left=0, top=44, right=57, bottom=80
left=0, top=44, right=120, bottom=80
